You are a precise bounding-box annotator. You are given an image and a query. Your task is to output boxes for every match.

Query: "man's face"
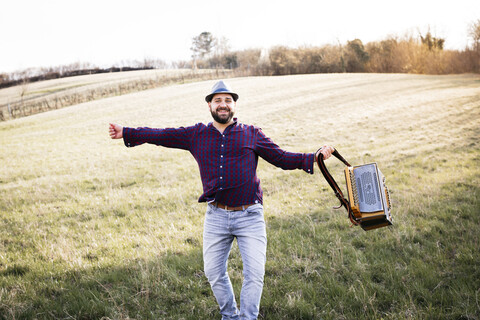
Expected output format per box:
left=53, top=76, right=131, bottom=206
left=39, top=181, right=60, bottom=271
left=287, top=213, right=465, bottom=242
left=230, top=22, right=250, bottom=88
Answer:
left=208, top=93, right=236, bottom=124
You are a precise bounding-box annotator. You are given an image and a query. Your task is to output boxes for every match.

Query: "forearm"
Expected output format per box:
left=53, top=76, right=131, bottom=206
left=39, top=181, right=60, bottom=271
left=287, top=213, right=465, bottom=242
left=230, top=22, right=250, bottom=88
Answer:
left=258, top=145, right=315, bottom=174
left=123, top=127, right=159, bottom=148
left=122, top=126, right=192, bottom=150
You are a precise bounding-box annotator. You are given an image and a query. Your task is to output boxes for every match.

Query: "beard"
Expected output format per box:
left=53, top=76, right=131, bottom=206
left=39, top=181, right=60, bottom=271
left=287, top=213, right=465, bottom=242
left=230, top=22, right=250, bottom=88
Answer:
left=210, top=108, right=234, bottom=124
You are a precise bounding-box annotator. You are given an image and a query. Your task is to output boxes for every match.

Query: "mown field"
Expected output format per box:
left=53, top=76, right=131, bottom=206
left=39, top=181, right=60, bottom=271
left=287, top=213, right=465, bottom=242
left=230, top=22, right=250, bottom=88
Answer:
left=0, top=73, right=479, bottom=319
left=0, top=69, right=233, bottom=121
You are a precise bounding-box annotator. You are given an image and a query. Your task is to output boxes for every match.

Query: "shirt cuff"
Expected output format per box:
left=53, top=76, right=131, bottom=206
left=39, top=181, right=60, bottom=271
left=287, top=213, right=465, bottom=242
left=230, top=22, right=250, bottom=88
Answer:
left=123, top=127, right=134, bottom=147
left=304, top=153, right=315, bottom=174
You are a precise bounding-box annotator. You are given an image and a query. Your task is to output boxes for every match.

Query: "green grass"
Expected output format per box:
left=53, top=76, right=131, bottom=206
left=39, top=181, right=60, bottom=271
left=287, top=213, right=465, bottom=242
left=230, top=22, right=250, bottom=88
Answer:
left=0, top=73, right=479, bottom=319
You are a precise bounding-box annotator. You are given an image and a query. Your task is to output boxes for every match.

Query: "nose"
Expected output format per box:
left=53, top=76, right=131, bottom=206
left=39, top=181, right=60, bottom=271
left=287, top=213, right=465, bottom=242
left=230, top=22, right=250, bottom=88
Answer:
left=218, top=101, right=228, bottom=108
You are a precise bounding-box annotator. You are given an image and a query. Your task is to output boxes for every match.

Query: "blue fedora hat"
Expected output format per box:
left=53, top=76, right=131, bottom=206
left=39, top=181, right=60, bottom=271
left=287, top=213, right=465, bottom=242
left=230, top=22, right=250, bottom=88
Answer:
left=205, top=80, right=239, bottom=102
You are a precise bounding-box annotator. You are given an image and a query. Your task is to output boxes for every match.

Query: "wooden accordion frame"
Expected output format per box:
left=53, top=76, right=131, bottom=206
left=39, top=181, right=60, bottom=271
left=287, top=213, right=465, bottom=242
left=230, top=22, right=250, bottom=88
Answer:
left=316, top=149, right=392, bottom=231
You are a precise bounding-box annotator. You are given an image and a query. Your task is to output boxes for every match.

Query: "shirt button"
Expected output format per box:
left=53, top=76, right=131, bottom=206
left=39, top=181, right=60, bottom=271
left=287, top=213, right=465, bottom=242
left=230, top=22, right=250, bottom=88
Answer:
left=221, top=144, right=224, bottom=147
left=221, top=155, right=223, bottom=158
left=220, top=166, right=223, bottom=168
left=220, top=177, right=223, bottom=179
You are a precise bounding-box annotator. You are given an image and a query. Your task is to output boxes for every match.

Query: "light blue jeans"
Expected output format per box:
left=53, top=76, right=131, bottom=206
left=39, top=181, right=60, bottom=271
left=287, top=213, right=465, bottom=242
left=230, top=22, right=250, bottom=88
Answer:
left=203, top=203, right=267, bottom=320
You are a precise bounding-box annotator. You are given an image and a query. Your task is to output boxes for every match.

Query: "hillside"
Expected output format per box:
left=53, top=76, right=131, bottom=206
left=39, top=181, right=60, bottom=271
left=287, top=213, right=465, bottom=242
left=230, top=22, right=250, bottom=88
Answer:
left=0, top=73, right=479, bottom=319
left=0, top=68, right=232, bottom=120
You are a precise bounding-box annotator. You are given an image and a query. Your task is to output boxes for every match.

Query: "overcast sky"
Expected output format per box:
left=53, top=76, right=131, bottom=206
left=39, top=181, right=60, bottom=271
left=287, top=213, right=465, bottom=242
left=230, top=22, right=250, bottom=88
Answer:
left=1, top=0, right=479, bottom=73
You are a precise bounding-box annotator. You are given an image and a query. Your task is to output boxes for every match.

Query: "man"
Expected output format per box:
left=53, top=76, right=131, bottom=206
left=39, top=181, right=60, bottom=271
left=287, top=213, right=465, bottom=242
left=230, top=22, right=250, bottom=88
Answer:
left=109, top=80, right=334, bottom=319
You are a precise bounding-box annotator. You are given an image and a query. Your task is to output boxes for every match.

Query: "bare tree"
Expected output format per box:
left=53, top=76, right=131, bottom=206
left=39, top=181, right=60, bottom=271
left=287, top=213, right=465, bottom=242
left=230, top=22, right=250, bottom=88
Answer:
left=469, top=19, right=480, bottom=52
left=418, top=28, right=445, bottom=51
left=214, top=36, right=230, bottom=57
left=191, top=32, right=215, bottom=69
left=468, top=19, right=480, bottom=72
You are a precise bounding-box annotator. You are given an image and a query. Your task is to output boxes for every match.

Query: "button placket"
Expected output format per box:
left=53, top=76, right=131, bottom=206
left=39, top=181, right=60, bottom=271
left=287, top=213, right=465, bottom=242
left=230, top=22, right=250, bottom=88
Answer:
left=219, top=134, right=226, bottom=189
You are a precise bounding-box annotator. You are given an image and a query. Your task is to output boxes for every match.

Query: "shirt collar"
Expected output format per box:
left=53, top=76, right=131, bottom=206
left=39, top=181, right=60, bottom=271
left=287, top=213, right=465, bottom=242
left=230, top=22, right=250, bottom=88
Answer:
left=208, top=118, right=238, bottom=132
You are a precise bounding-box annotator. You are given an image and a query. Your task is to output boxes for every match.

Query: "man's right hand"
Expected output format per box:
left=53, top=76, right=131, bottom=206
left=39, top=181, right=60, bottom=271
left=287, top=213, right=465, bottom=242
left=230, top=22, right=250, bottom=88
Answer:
left=109, top=123, right=123, bottom=139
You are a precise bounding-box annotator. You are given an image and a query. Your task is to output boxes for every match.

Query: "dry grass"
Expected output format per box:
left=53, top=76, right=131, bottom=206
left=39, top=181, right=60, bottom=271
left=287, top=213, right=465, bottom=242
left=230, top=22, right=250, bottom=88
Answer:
left=0, top=73, right=479, bottom=319
left=0, top=69, right=234, bottom=120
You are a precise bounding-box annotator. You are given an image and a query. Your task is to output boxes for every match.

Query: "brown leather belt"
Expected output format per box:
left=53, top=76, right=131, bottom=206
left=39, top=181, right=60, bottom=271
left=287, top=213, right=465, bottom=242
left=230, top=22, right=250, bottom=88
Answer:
left=211, top=202, right=255, bottom=211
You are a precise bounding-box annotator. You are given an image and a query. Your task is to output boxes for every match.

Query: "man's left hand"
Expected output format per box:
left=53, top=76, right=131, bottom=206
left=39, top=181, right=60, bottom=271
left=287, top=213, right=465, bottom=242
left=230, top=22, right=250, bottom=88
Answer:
left=316, top=145, right=335, bottom=161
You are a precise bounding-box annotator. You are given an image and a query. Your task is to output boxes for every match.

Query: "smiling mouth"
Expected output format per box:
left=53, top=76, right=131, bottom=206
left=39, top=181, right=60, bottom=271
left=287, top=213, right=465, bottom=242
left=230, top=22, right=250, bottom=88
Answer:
left=211, top=107, right=233, bottom=124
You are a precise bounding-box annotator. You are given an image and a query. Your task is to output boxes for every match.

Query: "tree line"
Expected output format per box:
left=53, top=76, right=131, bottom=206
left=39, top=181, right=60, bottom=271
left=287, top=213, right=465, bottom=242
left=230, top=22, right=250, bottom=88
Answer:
left=0, top=59, right=167, bottom=89
left=189, top=22, right=480, bottom=75
left=1, top=21, right=479, bottom=89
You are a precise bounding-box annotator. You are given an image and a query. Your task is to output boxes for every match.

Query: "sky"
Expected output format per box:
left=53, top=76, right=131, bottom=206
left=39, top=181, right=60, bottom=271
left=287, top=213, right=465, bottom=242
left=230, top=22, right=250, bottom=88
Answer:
left=1, top=0, right=479, bottom=73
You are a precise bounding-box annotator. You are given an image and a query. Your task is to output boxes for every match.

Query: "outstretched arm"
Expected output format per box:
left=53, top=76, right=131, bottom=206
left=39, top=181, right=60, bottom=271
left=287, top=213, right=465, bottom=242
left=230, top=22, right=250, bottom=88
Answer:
left=109, top=123, right=196, bottom=150
left=109, top=123, right=123, bottom=139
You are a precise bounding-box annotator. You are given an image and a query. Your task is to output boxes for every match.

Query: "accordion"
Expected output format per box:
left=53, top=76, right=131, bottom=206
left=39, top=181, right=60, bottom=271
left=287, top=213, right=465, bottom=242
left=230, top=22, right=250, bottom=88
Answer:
left=317, top=149, right=392, bottom=231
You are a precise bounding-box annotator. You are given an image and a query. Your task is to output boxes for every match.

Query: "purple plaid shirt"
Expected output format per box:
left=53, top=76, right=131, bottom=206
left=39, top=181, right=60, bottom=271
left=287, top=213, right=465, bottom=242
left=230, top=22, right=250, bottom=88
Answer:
left=123, top=119, right=315, bottom=207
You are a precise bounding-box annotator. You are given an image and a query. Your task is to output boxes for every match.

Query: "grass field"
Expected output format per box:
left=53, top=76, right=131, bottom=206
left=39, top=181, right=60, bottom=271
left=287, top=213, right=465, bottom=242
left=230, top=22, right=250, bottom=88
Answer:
left=0, top=69, right=233, bottom=121
left=0, top=73, right=479, bottom=319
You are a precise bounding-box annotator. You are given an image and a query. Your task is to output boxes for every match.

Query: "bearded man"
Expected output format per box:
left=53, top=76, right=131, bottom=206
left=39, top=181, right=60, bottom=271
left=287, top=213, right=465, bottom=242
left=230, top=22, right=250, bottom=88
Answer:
left=109, top=80, right=334, bottom=320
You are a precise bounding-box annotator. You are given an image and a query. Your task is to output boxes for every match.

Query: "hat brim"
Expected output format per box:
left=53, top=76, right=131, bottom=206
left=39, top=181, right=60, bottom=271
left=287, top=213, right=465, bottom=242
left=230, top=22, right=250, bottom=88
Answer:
left=205, top=91, right=239, bottom=102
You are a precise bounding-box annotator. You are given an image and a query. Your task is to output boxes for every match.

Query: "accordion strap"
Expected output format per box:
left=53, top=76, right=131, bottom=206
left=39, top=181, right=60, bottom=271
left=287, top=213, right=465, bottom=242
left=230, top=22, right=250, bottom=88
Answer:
left=316, top=148, right=359, bottom=225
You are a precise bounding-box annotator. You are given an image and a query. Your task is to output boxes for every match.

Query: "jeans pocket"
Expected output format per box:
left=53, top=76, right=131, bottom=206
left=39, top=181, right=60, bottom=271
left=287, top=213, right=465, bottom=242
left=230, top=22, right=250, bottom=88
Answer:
left=246, top=204, right=263, bottom=216
left=206, top=203, right=215, bottom=215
